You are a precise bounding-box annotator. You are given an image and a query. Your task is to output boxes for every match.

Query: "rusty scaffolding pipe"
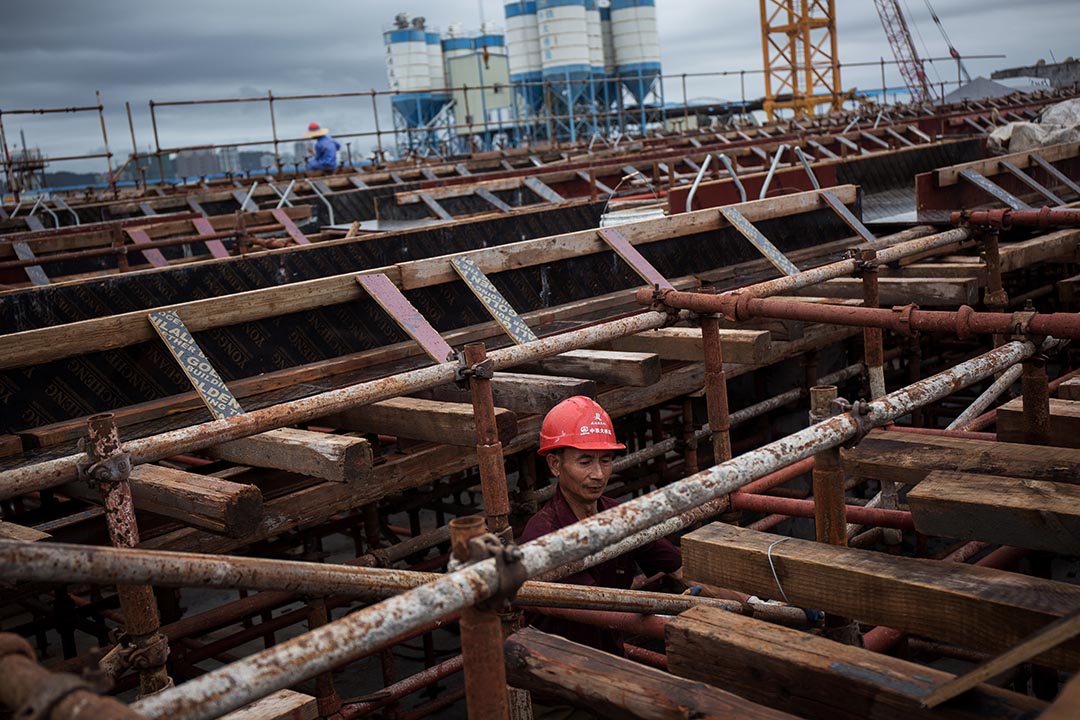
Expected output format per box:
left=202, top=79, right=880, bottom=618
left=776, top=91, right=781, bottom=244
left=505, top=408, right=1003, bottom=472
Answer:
left=131, top=339, right=1035, bottom=720
left=0, top=310, right=676, bottom=500
left=952, top=207, right=1080, bottom=230
left=638, top=289, right=1080, bottom=341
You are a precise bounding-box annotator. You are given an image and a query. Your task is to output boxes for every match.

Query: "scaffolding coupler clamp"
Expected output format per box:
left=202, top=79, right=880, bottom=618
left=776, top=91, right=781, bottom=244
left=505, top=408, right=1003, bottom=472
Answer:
left=452, top=532, right=528, bottom=609
left=1010, top=300, right=1040, bottom=343
left=852, top=248, right=878, bottom=275
left=75, top=442, right=132, bottom=490
left=649, top=285, right=682, bottom=326
left=891, top=303, right=919, bottom=337
left=830, top=397, right=875, bottom=448
left=453, top=350, right=494, bottom=388
left=108, top=629, right=171, bottom=673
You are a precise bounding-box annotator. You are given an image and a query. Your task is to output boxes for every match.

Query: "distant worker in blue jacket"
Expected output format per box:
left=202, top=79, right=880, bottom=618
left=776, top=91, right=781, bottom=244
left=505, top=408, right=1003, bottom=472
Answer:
left=304, top=122, right=341, bottom=172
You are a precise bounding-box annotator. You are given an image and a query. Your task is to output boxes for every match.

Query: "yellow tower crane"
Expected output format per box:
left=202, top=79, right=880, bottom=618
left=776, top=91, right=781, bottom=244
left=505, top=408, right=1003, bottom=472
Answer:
left=759, top=0, right=843, bottom=121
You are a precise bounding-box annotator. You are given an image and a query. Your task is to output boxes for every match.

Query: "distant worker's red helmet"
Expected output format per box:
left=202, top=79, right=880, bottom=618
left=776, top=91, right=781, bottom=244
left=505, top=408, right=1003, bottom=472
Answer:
left=538, top=396, right=625, bottom=456
left=308, top=122, right=321, bottom=131
left=304, top=122, right=329, bottom=138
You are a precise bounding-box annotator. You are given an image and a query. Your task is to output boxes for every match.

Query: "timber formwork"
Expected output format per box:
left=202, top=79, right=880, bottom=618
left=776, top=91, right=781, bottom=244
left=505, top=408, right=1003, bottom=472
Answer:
left=2, top=128, right=1080, bottom=718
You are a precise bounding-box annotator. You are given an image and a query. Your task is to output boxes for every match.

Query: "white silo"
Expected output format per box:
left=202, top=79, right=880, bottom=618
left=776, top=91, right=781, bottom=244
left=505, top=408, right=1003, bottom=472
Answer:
left=599, top=0, right=616, bottom=74
left=426, top=31, right=446, bottom=91
left=442, top=24, right=475, bottom=63
left=611, top=0, right=662, bottom=104
left=504, top=1, right=544, bottom=112
left=536, top=0, right=591, bottom=102
left=384, top=14, right=432, bottom=93
left=585, top=1, right=604, bottom=76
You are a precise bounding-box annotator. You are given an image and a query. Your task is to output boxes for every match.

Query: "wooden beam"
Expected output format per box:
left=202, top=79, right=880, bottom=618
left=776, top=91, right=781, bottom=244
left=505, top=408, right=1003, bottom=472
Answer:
left=786, top=277, right=979, bottom=306
left=840, top=429, right=1080, bottom=486
left=997, top=397, right=1080, bottom=448
left=415, top=373, right=596, bottom=415
left=0, top=522, right=51, bottom=542
left=505, top=627, right=798, bottom=720
left=207, top=429, right=373, bottom=484
left=0, top=435, right=22, bottom=459
left=0, top=186, right=857, bottom=371
left=681, top=523, right=1080, bottom=669
left=907, top=471, right=1080, bottom=554
left=921, top=608, right=1080, bottom=709
left=1059, top=376, right=1080, bottom=401
left=936, top=141, right=1080, bottom=188
left=320, top=397, right=517, bottom=446
left=607, top=327, right=771, bottom=365
left=60, top=465, right=264, bottom=537
left=219, top=690, right=317, bottom=720
left=513, top=350, right=661, bottom=387
left=666, top=605, right=1047, bottom=720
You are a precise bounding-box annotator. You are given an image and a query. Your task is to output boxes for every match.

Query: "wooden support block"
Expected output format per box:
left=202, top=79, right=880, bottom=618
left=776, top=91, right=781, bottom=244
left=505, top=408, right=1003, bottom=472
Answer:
left=607, top=327, right=770, bottom=365
left=787, top=277, right=979, bottom=306
left=0, top=435, right=22, bottom=459
left=320, top=397, right=516, bottom=446
left=505, top=627, right=797, bottom=720
left=415, top=373, right=596, bottom=416
left=997, top=397, right=1080, bottom=448
left=666, top=606, right=1047, bottom=720
left=218, top=690, right=318, bottom=720
left=841, top=429, right=1080, bottom=486
left=0, top=521, right=51, bottom=542
left=908, top=471, right=1080, bottom=554
left=681, top=523, right=1080, bottom=669
left=1059, top=376, right=1080, bottom=401
left=513, top=349, right=661, bottom=387
left=207, top=428, right=373, bottom=483
left=60, top=465, right=263, bottom=537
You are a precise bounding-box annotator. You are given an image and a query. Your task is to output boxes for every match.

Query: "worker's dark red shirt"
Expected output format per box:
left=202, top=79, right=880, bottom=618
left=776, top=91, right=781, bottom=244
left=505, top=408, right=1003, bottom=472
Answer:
left=519, top=485, right=682, bottom=655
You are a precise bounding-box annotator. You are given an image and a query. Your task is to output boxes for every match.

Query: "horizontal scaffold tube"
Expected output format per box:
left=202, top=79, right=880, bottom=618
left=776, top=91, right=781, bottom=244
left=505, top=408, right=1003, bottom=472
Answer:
left=0, top=310, right=674, bottom=500
left=0, top=540, right=740, bottom=618
left=638, top=289, right=1080, bottom=341
left=131, top=340, right=1036, bottom=720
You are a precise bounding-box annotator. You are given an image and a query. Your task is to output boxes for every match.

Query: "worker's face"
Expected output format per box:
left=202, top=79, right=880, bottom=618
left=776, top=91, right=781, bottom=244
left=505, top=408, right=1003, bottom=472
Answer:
left=548, top=448, right=614, bottom=508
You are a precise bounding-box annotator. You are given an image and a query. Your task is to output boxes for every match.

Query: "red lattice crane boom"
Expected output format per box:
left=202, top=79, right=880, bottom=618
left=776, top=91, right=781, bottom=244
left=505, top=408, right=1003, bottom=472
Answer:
left=873, top=0, right=934, bottom=103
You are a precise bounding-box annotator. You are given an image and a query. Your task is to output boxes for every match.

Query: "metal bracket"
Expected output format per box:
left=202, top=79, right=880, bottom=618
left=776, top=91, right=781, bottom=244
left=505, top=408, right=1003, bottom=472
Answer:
left=891, top=303, right=919, bottom=336
left=454, top=352, right=495, bottom=387
left=1010, top=301, right=1039, bottom=342
left=829, top=397, right=875, bottom=448
left=108, top=630, right=171, bottom=672
left=76, top=444, right=132, bottom=489
left=450, top=533, right=527, bottom=609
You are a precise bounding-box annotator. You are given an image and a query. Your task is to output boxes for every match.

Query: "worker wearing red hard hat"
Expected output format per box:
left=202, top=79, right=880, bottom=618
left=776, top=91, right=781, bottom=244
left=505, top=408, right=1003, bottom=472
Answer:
left=520, top=396, right=683, bottom=657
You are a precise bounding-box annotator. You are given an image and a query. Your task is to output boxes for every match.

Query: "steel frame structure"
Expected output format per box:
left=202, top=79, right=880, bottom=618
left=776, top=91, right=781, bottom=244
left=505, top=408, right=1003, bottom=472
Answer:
left=759, top=0, right=843, bottom=121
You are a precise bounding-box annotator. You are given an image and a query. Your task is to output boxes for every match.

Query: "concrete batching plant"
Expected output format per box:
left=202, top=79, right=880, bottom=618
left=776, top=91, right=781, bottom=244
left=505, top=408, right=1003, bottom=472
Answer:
left=383, top=2, right=663, bottom=156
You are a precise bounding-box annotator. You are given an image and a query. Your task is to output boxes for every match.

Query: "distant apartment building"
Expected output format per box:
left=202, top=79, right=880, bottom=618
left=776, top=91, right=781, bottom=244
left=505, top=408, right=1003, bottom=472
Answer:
left=175, top=149, right=220, bottom=178
left=218, top=146, right=240, bottom=174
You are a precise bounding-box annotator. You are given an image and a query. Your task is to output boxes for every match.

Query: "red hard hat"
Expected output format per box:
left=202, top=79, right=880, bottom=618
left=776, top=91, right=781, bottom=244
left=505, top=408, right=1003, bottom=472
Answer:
left=308, top=122, right=321, bottom=132
left=538, top=396, right=625, bottom=456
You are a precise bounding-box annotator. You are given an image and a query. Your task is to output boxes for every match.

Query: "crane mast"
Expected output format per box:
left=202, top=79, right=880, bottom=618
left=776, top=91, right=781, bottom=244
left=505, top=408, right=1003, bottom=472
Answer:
left=873, top=0, right=934, bottom=103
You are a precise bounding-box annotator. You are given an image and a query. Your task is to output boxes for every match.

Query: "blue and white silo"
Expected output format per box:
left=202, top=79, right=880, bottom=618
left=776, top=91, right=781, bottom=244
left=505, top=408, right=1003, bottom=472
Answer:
left=611, top=0, right=662, bottom=105
left=504, top=1, right=544, bottom=112
left=536, top=0, right=592, bottom=107
left=426, top=31, right=446, bottom=92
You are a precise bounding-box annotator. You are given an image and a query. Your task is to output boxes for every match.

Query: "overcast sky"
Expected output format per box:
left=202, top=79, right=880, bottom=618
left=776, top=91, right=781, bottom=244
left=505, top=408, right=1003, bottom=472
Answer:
left=1, top=0, right=1076, bottom=170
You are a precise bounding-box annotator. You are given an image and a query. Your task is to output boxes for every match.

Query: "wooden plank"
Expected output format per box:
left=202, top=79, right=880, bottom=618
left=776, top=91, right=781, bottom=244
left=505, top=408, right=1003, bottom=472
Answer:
left=522, top=177, right=563, bottom=204
left=0, top=435, right=22, bottom=459
left=506, top=626, right=797, bottom=720
left=921, top=608, right=1080, bottom=708
left=0, top=522, right=51, bottom=542
left=607, top=326, right=771, bottom=365
left=840, top=429, right=1080, bottom=486
left=125, top=227, right=169, bottom=267
left=0, top=186, right=855, bottom=372
left=270, top=208, right=310, bottom=245
left=11, top=241, right=50, bottom=286
left=787, top=277, right=979, bottom=306
left=1059, top=376, right=1080, bottom=401
left=60, top=465, right=264, bottom=537
left=218, top=689, right=318, bottom=720
left=681, top=523, right=1080, bottom=669
left=596, top=227, right=674, bottom=290
left=207, top=429, right=373, bottom=484
left=356, top=273, right=453, bottom=363
left=908, top=471, right=1080, bottom=554
left=997, top=397, right=1080, bottom=447
left=937, top=141, right=1080, bottom=188
left=513, top=349, right=661, bottom=387
left=414, top=373, right=596, bottom=415
left=320, top=396, right=516, bottom=446
left=418, top=192, right=454, bottom=221
left=667, top=605, right=1047, bottom=720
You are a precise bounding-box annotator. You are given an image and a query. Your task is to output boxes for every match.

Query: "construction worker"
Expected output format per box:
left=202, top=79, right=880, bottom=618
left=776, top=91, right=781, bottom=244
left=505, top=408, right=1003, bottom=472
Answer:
left=520, top=396, right=746, bottom=657
left=304, top=122, right=341, bottom=172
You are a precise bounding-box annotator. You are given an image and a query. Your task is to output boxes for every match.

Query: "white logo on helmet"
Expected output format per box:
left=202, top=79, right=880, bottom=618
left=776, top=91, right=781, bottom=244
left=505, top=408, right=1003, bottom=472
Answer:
left=580, top=425, right=588, bottom=433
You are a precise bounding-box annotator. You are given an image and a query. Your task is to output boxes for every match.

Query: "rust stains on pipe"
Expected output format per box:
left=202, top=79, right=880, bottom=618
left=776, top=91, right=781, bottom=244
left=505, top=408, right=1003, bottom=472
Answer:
left=465, top=342, right=511, bottom=539
left=952, top=207, right=1080, bottom=230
